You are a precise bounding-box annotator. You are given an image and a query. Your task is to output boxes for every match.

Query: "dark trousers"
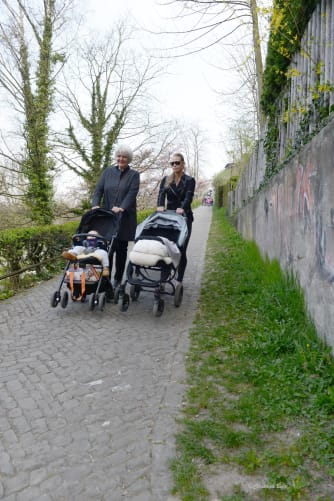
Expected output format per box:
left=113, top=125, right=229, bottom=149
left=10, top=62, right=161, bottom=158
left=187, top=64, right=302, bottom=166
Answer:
left=109, top=239, right=128, bottom=282
left=177, top=219, right=192, bottom=282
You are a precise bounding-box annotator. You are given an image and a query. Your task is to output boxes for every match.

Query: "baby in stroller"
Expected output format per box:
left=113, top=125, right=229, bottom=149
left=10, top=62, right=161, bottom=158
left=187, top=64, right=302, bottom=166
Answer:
left=125, top=210, right=188, bottom=316
left=62, top=230, right=110, bottom=277
left=51, top=208, right=122, bottom=311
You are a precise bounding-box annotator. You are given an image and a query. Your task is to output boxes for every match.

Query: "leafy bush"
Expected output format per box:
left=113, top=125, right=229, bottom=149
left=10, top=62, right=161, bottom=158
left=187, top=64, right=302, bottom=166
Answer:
left=0, top=208, right=155, bottom=297
left=0, top=222, right=78, bottom=293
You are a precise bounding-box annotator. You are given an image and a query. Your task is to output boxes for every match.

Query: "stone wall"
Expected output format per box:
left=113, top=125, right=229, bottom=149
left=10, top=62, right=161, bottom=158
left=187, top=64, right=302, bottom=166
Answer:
left=235, top=118, right=334, bottom=350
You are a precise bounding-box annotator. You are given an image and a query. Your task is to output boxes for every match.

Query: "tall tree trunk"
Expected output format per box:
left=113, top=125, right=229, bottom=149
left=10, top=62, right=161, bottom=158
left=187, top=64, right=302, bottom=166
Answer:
left=22, top=0, right=55, bottom=225
left=0, top=0, right=69, bottom=224
left=250, top=0, right=265, bottom=132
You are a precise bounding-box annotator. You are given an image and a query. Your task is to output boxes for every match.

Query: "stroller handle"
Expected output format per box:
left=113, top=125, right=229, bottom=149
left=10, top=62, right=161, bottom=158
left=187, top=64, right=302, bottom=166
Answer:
left=155, top=209, right=187, bottom=218
left=72, top=232, right=110, bottom=243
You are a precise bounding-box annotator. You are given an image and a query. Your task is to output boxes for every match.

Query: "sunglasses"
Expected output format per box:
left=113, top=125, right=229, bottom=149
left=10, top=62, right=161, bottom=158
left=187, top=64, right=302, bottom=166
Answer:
left=169, top=161, right=181, bottom=166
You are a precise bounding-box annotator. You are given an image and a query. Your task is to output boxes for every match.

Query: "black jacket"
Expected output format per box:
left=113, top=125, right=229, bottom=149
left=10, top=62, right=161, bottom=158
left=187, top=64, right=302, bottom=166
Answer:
left=92, top=165, right=140, bottom=241
left=157, top=174, right=195, bottom=221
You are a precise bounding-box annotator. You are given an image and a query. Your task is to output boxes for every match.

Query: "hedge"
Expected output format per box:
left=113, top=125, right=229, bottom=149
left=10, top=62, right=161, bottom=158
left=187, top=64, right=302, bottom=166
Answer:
left=0, top=208, right=154, bottom=297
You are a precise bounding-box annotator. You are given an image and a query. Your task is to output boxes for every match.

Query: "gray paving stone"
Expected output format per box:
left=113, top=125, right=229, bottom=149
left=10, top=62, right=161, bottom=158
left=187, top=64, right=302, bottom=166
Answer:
left=0, top=451, right=15, bottom=475
left=2, top=471, right=30, bottom=495
left=16, top=487, right=44, bottom=501
left=13, top=415, right=31, bottom=433
left=30, top=467, right=48, bottom=486
left=3, top=429, right=18, bottom=444
left=1, top=495, right=16, bottom=501
left=0, top=206, right=212, bottom=499
left=0, top=416, right=11, bottom=431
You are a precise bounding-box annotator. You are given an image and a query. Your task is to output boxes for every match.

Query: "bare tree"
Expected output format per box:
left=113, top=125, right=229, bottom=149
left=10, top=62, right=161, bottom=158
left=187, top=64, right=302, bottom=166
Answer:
left=54, top=24, right=165, bottom=199
left=130, top=122, right=206, bottom=208
left=180, top=125, right=206, bottom=181
left=224, top=115, right=257, bottom=168
left=216, top=42, right=262, bottom=138
left=0, top=0, right=75, bottom=224
left=158, top=0, right=267, bottom=130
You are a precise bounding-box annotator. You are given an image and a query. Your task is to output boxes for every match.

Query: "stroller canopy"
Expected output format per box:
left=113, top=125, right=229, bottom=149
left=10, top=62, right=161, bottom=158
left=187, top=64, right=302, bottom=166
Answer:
left=76, top=208, right=120, bottom=240
left=135, top=210, right=188, bottom=248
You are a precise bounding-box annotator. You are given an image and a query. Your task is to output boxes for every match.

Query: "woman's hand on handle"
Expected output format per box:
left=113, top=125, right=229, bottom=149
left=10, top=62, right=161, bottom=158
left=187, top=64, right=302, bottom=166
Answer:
left=112, top=206, right=124, bottom=214
left=156, top=206, right=165, bottom=212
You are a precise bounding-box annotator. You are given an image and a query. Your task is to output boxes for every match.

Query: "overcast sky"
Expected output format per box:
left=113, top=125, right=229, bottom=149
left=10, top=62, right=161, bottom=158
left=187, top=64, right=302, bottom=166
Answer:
left=0, top=0, right=268, bottom=189
left=81, top=0, right=242, bottom=178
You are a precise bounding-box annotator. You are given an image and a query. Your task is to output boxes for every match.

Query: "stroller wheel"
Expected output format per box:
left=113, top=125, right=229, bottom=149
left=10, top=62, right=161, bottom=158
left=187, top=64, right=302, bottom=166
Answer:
left=89, top=293, right=97, bottom=311
left=174, top=283, right=184, bottom=307
left=106, top=284, right=114, bottom=303
left=98, top=292, right=106, bottom=311
left=130, top=284, right=141, bottom=301
left=50, top=291, right=60, bottom=308
left=153, top=298, right=164, bottom=317
left=119, top=293, right=130, bottom=312
left=113, top=286, right=120, bottom=304
left=61, top=290, right=69, bottom=309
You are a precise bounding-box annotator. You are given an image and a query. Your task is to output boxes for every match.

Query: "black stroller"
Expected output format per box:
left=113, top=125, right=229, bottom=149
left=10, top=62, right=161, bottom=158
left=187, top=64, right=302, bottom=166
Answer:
left=50, top=208, right=130, bottom=312
left=125, top=210, right=188, bottom=316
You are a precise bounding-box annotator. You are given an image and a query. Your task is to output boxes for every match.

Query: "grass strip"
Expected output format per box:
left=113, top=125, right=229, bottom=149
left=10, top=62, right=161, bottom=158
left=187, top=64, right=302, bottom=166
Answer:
left=171, top=207, right=334, bottom=501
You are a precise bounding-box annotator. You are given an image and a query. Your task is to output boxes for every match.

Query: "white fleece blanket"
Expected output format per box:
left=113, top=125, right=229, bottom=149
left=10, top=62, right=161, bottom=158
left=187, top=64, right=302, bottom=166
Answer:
left=129, top=238, right=181, bottom=267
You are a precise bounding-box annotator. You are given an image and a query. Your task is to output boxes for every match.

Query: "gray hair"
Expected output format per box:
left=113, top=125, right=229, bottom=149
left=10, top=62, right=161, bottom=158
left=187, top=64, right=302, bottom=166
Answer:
left=115, top=144, right=133, bottom=163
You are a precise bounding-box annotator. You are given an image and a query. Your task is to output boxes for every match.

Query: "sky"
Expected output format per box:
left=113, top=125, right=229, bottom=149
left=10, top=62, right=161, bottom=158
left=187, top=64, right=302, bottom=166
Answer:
left=81, top=0, right=239, bottom=179
left=0, top=0, right=268, bottom=195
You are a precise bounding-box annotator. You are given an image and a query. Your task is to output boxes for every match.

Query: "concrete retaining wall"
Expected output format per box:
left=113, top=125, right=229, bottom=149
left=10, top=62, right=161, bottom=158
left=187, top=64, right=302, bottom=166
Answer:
left=235, top=118, right=334, bottom=351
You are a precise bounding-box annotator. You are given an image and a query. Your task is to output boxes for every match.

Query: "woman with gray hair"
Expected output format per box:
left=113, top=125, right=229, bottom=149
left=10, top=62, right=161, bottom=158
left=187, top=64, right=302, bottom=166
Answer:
left=92, top=144, right=140, bottom=288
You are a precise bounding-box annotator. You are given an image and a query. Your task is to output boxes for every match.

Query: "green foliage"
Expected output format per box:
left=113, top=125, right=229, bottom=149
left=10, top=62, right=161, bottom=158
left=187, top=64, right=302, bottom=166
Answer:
left=0, top=208, right=154, bottom=298
left=214, top=181, right=238, bottom=209
left=62, top=54, right=128, bottom=196
left=261, top=0, right=320, bottom=116
left=172, top=207, right=334, bottom=500
left=20, top=0, right=59, bottom=224
left=213, top=165, right=241, bottom=209
left=137, top=208, right=155, bottom=224
left=213, top=166, right=241, bottom=187
left=0, top=221, right=78, bottom=294
left=262, top=94, right=334, bottom=188
left=262, top=116, right=279, bottom=181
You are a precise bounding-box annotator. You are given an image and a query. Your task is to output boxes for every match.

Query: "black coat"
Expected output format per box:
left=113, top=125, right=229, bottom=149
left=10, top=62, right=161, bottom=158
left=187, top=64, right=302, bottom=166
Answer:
left=157, top=174, right=196, bottom=222
left=92, top=165, right=140, bottom=241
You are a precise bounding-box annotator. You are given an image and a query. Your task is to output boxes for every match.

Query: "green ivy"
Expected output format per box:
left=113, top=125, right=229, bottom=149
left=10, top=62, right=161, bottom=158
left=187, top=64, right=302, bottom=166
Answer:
left=263, top=116, right=279, bottom=181
left=261, top=0, right=320, bottom=116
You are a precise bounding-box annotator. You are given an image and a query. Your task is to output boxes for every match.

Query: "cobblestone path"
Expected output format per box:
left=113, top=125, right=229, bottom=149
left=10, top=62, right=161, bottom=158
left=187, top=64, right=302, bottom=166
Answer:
left=0, top=206, right=212, bottom=501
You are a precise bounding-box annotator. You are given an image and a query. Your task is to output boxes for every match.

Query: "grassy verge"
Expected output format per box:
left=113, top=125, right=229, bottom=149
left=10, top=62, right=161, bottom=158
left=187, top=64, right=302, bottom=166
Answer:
left=171, top=207, right=334, bottom=501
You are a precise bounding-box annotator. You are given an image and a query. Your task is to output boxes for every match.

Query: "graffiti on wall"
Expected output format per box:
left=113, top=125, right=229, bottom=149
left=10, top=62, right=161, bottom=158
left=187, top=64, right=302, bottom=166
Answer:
left=294, top=160, right=315, bottom=228
left=267, top=157, right=334, bottom=282
left=291, top=159, right=334, bottom=280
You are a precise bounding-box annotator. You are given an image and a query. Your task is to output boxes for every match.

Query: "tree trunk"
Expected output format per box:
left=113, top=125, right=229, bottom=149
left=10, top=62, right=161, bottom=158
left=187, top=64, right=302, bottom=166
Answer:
left=249, top=0, right=265, bottom=132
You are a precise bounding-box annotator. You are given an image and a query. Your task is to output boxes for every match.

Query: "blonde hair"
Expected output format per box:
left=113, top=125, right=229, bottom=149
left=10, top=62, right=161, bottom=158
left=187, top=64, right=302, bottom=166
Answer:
left=165, top=153, right=185, bottom=188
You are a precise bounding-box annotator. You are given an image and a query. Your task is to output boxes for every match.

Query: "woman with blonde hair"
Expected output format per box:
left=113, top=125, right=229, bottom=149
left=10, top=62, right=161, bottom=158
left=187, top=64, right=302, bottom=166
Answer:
left=156, top=152, right=196, bottom=283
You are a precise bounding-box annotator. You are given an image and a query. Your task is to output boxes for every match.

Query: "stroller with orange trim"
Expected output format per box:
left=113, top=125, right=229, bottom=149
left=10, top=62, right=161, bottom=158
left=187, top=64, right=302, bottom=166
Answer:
left=50, top=208, right=130, bottom=312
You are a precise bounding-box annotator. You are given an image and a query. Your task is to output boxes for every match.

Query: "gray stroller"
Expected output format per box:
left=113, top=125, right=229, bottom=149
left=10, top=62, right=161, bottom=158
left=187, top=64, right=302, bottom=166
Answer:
left=125, top=210, right=188, bottom=316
